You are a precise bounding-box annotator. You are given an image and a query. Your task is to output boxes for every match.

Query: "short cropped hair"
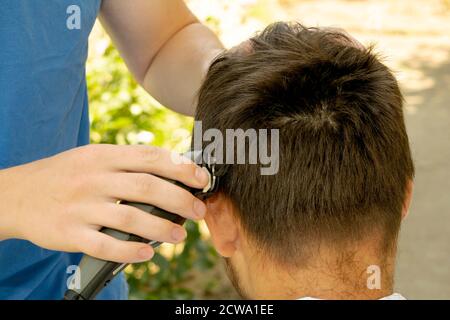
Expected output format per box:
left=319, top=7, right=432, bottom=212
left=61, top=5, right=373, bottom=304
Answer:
left=195, top=22, right=414, bottom=266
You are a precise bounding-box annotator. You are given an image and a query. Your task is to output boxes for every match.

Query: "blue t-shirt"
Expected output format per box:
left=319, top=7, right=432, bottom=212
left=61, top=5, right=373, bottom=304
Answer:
left=0, top=1, right=128, bottom=299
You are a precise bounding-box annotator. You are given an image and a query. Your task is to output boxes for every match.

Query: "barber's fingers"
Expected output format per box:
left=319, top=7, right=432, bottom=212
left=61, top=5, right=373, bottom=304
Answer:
left=89, top=144, right=209, bottom=189
left=89, top=203, right=187, bottom=244
left=104, top=173, right=207, bottom=220
left=80, top=230, right=155, bottom=263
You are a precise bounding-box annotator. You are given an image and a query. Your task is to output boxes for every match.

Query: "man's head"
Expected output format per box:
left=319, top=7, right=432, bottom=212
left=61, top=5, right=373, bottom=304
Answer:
left=195, top=22, right=414, bottom=299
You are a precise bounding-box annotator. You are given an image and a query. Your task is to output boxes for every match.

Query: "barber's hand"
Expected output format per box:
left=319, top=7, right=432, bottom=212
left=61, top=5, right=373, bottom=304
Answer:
left=0, top=144, right=209, bottom=263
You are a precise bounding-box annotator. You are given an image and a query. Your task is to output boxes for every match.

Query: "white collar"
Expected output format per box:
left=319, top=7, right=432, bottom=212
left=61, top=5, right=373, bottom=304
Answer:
left=298, top=293, right=406, bottom=300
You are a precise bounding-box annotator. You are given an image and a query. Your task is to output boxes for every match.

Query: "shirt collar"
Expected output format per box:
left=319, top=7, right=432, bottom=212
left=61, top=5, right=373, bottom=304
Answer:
left=297, top=293, right=406, bottom=300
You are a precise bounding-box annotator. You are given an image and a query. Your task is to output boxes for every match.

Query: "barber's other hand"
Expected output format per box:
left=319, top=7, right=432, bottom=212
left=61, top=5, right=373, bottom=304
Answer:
left=0, top=145, right=209, bottom=263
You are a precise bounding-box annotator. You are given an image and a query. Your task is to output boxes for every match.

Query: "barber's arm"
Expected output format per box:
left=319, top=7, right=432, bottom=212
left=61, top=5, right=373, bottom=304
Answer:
left=0, top=0, right=222, bottom=263
left=99, top=0, right=224, bottom=116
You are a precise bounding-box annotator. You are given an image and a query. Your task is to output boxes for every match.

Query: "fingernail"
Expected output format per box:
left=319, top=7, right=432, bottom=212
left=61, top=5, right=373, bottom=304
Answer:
left=172, top=227, right=187, bottom=242
left=195, top=167, right=210, bottom=185
left=138, top=247, right=154, bottom=261
left=193, top=199, right=207, bottom=219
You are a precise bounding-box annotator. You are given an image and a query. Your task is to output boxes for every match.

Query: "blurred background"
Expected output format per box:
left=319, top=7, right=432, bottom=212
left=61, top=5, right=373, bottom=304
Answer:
left=87, top=0, right=450, bottom=299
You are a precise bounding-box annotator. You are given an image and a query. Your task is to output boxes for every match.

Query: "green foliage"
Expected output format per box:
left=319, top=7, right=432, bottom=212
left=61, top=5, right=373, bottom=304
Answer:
left=86, top=41, right=219, bottom=299
left=87, top=43, right=192, bottom=149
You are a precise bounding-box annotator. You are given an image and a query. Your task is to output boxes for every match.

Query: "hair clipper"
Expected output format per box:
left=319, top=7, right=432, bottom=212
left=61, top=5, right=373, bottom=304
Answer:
left=63, top=150, right=218, bottom=300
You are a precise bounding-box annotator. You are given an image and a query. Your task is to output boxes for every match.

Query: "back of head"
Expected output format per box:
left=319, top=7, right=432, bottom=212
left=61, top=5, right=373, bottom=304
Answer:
left=195, top=22, right=414, bottom=267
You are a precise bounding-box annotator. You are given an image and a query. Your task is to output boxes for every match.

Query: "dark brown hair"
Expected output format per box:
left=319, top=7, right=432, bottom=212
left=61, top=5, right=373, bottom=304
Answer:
left=195, top=22, right=414, bottom=265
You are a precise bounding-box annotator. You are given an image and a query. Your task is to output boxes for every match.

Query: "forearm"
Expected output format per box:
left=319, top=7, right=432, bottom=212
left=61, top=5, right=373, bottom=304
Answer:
left=142, top=22, right=224, bottom=116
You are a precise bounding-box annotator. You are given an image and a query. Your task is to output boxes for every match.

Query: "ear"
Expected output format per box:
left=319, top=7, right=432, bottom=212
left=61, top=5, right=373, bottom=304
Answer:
left=402, top=179, right=414, bottom=220
left=204, top=193, right=240, bottom=258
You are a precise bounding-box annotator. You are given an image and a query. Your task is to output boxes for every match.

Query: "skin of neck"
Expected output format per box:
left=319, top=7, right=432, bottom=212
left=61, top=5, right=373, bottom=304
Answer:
left=227, top=236, right=397, bottom=300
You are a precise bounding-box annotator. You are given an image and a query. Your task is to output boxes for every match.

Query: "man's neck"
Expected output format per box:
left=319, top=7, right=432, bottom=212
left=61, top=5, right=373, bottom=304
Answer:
left=239, top=245, right=397, bottom=300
